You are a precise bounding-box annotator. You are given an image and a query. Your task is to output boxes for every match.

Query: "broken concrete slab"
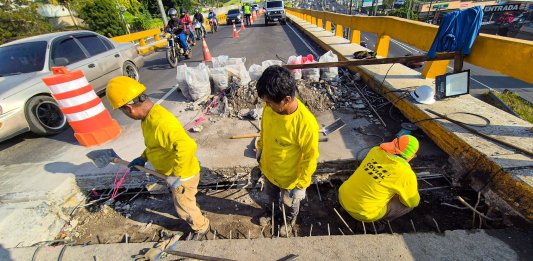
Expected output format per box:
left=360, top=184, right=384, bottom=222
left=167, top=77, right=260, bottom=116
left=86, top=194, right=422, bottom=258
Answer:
left=4, top=229, right=529, bottom=260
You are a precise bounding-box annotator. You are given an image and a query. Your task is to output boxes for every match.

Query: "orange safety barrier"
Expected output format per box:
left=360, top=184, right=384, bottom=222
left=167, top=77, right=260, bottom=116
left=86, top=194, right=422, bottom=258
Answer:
left=232, top=23, right=239, bottom=38
left=202, top=38, right=212, bottom=62
left=41, top=67, right=121, bottom=146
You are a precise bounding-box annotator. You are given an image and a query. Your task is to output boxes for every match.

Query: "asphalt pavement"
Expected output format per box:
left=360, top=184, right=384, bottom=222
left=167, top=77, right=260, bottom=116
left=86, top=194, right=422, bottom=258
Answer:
left=0, top=18, right=318, bottom=169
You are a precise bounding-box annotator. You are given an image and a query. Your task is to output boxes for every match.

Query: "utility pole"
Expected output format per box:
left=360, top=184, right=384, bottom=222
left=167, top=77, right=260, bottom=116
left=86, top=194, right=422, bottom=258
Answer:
left=157, top=0, right=167, bottom=26
left=407, top=0, right=413, bottom=20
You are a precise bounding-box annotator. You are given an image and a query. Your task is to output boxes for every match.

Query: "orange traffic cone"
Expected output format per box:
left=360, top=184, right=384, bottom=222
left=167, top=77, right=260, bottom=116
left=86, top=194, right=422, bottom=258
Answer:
left=241, top=20, right=246, bottom=30
left=250, top=16, right=254, bottom=25
left=232, top=23, right=239, bottom=38
left=252, top=10, right=257, bottom=20
left=202, top=38, right=212, bottom=62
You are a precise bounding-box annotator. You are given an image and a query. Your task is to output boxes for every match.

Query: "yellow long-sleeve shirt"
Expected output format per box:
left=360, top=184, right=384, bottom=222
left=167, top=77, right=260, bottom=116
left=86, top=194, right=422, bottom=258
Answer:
left=339, top=147, right=420, bottom=222
left=140, top=104, right=200, bottom=179
left=258, top=99, right=320, bottom=190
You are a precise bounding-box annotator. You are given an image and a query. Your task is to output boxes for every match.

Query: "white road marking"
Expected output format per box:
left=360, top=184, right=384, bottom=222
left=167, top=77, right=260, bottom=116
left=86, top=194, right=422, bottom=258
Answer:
left=391, top=38, right=419, bottom=54
left=155, top=84, right=179, bottom=105
left=286, top=22, right=319, bottom=57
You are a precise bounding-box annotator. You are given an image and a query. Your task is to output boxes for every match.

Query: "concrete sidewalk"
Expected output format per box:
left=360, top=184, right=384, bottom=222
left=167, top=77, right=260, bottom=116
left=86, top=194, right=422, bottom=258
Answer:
left=3, top=229, right=530, bottom=260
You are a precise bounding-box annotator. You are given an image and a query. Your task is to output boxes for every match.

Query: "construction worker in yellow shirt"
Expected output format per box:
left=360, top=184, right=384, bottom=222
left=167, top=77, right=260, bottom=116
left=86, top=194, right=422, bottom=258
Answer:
left=256, top=66, right=320, bottom=236
left=106, top=76, right=210, bottom=240
left=339, top=135, right=420, bottom=232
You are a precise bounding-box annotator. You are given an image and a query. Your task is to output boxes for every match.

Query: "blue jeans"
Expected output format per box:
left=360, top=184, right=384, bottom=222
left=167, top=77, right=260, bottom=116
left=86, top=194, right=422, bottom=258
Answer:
left=188, top=25, right=196, bottom=40
left=177, top=33, right=189, bottom=50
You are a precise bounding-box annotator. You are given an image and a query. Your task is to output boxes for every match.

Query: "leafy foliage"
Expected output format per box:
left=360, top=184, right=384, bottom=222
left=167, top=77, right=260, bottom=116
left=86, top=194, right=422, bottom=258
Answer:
left=389, top=3, right=418, bottom=20
left=0, top=0, right=53, bottom=45
left=78, top=0, right=126, bottom=37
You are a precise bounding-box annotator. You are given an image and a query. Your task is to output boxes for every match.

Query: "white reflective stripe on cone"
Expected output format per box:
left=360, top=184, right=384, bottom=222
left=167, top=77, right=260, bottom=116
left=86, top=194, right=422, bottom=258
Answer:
left=57, top=91, right=98, bottom=108
left=49, top=77, right=89, bottom=94
left=65, top=103, right=105, bottom=122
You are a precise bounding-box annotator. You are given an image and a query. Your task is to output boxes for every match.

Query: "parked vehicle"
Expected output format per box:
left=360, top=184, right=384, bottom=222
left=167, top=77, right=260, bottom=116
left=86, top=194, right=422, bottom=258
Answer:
left=0, top=31, right=144, bottom=142
left=226, top=9, right=242, bottom=24
left=265, top=0, right=286, bottom=25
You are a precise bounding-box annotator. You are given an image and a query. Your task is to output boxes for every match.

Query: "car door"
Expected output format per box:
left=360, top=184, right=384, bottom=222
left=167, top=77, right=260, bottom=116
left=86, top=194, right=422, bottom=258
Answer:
left=75, top=34, right=122, bottom=92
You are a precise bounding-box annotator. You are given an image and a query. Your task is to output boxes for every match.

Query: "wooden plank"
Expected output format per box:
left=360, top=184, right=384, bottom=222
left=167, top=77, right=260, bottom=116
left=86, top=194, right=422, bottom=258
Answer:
left=283, top=53, right=456, bottom=69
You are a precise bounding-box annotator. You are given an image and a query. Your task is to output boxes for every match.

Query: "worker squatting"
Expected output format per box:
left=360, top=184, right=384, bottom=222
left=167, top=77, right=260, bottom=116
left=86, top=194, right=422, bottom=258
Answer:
left=106, top=65, right=420, bottom=239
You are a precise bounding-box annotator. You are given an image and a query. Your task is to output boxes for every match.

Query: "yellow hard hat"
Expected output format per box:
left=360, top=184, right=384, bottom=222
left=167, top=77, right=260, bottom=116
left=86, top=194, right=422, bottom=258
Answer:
left=106, top=76, right=147, bottom=110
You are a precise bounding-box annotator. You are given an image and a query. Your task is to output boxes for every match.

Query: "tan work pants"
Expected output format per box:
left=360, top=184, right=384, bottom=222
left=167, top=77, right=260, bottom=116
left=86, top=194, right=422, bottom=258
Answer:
left=381, top=195, right=414, bottom=222
left=171, top=174, right=209, bottom=232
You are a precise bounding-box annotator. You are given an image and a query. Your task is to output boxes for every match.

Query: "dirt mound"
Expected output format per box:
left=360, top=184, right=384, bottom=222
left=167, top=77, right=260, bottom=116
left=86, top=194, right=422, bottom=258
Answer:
left=222, top=79, right=336, bottom=117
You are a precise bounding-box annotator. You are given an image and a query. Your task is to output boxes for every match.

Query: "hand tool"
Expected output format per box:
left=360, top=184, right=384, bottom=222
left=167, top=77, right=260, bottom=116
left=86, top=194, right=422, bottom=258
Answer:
left=86, top=149, right=167, bottom=180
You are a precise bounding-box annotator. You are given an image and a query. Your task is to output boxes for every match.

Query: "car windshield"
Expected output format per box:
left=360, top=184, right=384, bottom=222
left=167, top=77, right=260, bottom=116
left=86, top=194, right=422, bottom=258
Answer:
left=228, top=9, right=240, bottom=15
left=0, top=41, right=47, bottom=77
left=267, top=1, right=283, bottom=8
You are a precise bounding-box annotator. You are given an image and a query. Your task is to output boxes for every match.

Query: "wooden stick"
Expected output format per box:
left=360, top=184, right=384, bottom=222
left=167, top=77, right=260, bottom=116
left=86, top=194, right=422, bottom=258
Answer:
left=271, top=202, right=275, bottom=237
left=283, top=53, right=457, bottom=70
left=230, top=133, right=260, bottom=139
left=361, top=221, right=366, bottom=235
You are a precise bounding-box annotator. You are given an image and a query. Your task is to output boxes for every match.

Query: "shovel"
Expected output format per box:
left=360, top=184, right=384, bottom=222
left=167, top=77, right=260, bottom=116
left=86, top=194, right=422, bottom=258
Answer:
left=86, top=149, right=167, bottom=180
left=320, top=118, right=346, bottom=135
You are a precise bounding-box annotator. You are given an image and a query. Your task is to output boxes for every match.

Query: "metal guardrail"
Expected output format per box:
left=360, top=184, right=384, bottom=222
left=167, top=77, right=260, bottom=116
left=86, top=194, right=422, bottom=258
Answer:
left=110, top=14, right=228, bottom=55
left=287, top=7, right=533, bottom=84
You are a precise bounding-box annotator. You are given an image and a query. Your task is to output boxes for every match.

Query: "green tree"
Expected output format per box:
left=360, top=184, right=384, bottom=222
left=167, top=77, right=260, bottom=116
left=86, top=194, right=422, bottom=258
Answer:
left=0, top=0, right=53, bottom=44
left=79, top=0, right=126, bottom=37
left=389, top=3, right=418, bottom=20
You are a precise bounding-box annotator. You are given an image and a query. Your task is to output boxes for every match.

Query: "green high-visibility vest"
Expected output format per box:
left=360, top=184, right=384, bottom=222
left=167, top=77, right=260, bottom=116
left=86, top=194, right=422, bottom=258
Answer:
left=244, top=5, right=251, bottom=14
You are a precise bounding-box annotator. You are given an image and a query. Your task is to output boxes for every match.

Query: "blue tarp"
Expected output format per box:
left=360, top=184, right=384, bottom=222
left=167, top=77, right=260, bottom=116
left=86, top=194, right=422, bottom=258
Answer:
left=427, top=6, right=484, bottom=59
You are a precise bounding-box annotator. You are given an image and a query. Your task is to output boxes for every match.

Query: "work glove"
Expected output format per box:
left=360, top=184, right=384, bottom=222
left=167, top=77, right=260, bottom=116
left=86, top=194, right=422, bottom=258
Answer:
left=166, top=175, right=182, bottom=190
left=288, top=188, right=306, bottom=200
left=128, top=157, right=146, bottom=171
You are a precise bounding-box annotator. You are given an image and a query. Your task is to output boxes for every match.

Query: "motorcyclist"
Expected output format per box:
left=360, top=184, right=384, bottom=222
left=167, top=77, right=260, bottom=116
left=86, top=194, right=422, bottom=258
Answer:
left=193, top=8, right=206, bottom=39
left=165, top=8, right=190, bottom=57
left=179, top=7, right=196, bottom=45
left=207, top=8, right=218, bottom=24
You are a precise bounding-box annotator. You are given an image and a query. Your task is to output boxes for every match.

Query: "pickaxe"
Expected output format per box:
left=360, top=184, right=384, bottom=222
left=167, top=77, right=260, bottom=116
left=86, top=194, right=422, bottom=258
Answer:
left=86, top=149, right=167, bottom=180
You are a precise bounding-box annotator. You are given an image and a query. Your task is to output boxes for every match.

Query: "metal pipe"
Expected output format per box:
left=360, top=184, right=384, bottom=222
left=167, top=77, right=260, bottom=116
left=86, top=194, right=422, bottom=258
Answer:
left=361, top=221, right=366, bottom=234
left=371, top=222, right=377, bottom=234
left=309, top=224, right=313, bottom=237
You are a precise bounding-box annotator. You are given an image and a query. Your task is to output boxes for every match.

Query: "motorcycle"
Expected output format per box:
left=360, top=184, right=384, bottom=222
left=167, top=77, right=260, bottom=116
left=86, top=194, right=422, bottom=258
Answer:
left=209, top=17, right=218, bottom=33
left=166, top=32, right=190, bottom=68
left=193, top=20, right=205, bottom=40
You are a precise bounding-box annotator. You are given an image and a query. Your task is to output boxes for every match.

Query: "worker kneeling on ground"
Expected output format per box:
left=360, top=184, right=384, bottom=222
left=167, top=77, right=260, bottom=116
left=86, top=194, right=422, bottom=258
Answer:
left=256, top=66, right=320, bottom=236
left=339, top=135, right=420, bottom=231
left=106, top=76, right=210, bottom=240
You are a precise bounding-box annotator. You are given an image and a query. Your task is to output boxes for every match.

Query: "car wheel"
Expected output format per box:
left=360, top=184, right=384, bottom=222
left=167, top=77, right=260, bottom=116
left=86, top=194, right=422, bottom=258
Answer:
left=25, top=95, right=68, bottom=136
left=123, top=61, right=139, bottom=81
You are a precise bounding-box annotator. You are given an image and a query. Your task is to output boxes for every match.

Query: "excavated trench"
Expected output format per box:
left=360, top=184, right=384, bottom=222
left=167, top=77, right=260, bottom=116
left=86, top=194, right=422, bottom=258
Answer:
left=59, top=70, right=531, bottom=246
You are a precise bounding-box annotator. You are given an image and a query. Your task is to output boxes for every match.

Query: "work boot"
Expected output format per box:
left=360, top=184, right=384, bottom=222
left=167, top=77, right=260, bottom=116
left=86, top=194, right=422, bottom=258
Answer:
left=194, top=224, right=211, bottom=241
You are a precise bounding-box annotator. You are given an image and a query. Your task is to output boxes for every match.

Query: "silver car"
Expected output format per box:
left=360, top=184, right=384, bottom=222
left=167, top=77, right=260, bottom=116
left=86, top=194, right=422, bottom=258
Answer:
left=0, top=30, right=144, bottom=142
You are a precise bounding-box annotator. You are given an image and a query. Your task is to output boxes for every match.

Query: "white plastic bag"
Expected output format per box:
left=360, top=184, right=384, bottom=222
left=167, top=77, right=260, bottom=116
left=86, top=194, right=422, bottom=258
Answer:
left=228, top=57, right=246, bottom=65
left=319, top=51, right=338, bottom=81
left=212, top=55, right=229, bottom=68
left=248, top=64, right=264, bottom=81
left=227, top=63, right=251, bottom=86
left=176, top=64, right=192, bottom=100
left=185, top=63, right=211, bottom=101
left=210, top=67, right=229, bottom=92
left=261, top=60, right=283, bottom=69
left=301, top=54, right=320, bottom=81
left=287, top=55, right=302, bottom=80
